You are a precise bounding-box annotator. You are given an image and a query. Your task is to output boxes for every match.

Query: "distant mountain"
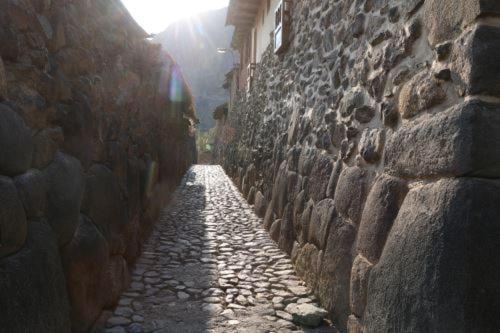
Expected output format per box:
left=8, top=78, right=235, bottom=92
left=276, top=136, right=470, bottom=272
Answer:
left=154, top=7, right=234, bottom=132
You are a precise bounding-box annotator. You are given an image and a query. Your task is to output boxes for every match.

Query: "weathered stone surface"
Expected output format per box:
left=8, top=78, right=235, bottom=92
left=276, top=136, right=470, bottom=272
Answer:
left=0, top=57, right=6, bottom=100
left=253, top=191, right=267, bottom=217
left=285, top=303, right=328, bottom=327
left=62, top=215, right=110, bottom=333
left=347, top=315, right=363, bottom=333
left=298, top=199, right=314, bottom=244
left=325, top=160, right=342, bottom=199
left=44, top=152, right=84, bottom=245
left=334, top=167, right=372, bottom=225
left=359, top=129, right=384, bottom=164
left=357, top=174, right=408, bottom=263
left=295, top=243, right=320, bottom=289
left=365, top=178, right=500, bottom=332
left=423, top=0, right=500, bottom=45
left=279, top=204, right=295, bottom=254
left=0, top=221, right=71, bottom=332
left=385, top=100, right=500, bottom=179
left=14, top=169, right=46, bottom=219
left=307, top=154, right=333, bottom=202
left=31, top=127, right=61, bottom=169
left=398, top=71, right=445, bottom=119
left=0, top=104, right=34, bottom=176
left=455, top=25, right=500, bottom=96
left=0, top=176, right=28, bottom=258
left=349, top=255, right=372, bottom=317
left=317, top=217, right=356, bottom=332
left=308, top=199, right=335, bottom=250
left=270, top=219, right=282, bottom=243
left=81, top=164, right=127, bottom=247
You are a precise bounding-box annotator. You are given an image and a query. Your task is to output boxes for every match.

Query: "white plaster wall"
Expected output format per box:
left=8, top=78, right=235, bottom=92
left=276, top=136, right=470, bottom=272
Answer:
left=252, top=0, right=281, bottom=63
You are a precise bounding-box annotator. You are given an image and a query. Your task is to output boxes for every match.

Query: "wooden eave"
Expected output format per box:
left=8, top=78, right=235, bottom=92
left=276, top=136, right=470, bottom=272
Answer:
left=226, top=0, right=262, bottom=49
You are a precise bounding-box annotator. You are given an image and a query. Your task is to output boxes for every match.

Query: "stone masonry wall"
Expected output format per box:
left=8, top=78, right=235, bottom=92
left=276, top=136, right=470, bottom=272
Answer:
left=215, top=0, right=500, bottom=332
left=0, top=0, right=196, bottom=332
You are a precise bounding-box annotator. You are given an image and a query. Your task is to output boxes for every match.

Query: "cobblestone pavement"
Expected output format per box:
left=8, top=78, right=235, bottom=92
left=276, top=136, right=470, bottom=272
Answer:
left=105, top=165, right=336, bottom=333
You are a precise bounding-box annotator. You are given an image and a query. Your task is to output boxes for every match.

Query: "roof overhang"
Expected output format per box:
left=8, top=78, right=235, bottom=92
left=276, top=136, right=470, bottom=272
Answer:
left=226, top=0, right=262, bottom=49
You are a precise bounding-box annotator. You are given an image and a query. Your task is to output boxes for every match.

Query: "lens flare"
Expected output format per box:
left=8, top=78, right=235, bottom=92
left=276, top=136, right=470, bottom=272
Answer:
left=169, top=66, right=186, bottom=102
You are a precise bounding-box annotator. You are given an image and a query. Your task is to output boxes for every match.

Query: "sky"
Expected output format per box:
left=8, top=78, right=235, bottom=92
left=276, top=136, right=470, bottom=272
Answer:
left=122, top=0, right=229, bottom=34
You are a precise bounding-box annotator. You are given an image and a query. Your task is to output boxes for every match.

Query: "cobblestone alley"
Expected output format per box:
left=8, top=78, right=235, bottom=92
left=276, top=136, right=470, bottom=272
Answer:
left=104, top=165, right=336, bottom=333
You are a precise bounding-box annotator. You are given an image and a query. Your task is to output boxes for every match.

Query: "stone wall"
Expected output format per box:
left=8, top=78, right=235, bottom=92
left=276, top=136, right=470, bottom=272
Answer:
left=0, top=0, right=196, bottom=331
left=215, top=0, right=500, bottom=332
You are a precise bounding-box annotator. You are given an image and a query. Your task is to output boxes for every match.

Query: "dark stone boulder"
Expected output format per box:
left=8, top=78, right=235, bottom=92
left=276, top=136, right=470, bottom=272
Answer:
left=350, top=254, right=373, bottom=317
left=357, top=174, right=408, bottom=263
left=81, top=164, right=128, bottom=253
left=0, top=176, right=27, bottom=258
left=278, top=204, right=295, bottom=255
left=0, top=103, right=34, bottom=176
left=61, top=215, right=110, bottom=333
left=253, top=191, right=267, bottom=218
left=307, top=154, right=333, bottom=202
left=44, top=152, right=84, bottom=245
left=0, top=57, right=6, bottom=100
left=326, top=160, right=342, bottom=199
left=295, top=243, right=320, bottom=290
left=334, top=166, right=372, bottom=225
left=14, top=169, right=47, bottom=219
left=270, top=219, right=282, bottom=243
left=365, top=178, right=500, bottom=333
left=316, top=216, right=356, bottom=332
left=0, top=220, right=71, bottom=332
left=455, top=25, right=500, bottom=96
left=298, top=199, right=314, bottom=244
left=384, top=100, right=500, bottom=179
left=31, top=127, right=62, bottom=169
left=308, top=198, right=336, bottom=250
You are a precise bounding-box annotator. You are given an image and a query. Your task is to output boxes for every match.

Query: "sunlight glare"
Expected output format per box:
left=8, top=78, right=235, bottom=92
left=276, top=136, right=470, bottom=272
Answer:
left=121, top=0, right=229, bottom=33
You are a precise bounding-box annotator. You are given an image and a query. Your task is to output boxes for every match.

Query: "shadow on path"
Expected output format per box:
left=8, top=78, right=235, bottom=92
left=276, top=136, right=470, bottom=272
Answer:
left=105, top=165, right=337, bottom=333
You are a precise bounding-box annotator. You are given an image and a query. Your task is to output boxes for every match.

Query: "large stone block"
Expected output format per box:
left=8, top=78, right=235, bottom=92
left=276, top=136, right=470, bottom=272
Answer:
left=0, top=104, right=34, bottom=176
left=308, top=198, right=336, bottom=250
left=350, top=255, right=373, bottom=317
left=253, top=191, right=267, bottom=217
left=316, top=217, right=356, bottom=332
left=357, top=174, right=408, bottom=263
left=14, top=169, right=47, bottom=219
left=454, top=25, right=500, bottom=96
left=62, top=215, right=110, bottom=333
left=81, top=164, right=128, bottom=250
left=365, top=178, right=500, bottom=332
left=384, top=100, right=500, bottom=179
left=278, top=204, right=295, bottom=255
left=0, top=176, right=27, bottom=258
left=334, top=166, right=372, bottom=225
left=295, top=243, right=320, bottom=290
left=306, top=154, right=333, bottom=202
left=0, top=220, right=71, bottom=332
left=0, top=57, right=6, bottom=100
left=44, top=152, right=84, bottom=245
left=326, top=160, right=342, bottom=199
left=423, top=0, right=500, bottom=45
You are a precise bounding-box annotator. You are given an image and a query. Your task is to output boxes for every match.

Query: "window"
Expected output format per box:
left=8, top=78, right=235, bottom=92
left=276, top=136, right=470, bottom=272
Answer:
left=274, top=0, right=292, bottom=54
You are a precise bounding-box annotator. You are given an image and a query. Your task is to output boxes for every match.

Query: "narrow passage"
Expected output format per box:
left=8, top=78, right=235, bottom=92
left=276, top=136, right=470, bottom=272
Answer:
left=105, top=165, right=335, bottom=333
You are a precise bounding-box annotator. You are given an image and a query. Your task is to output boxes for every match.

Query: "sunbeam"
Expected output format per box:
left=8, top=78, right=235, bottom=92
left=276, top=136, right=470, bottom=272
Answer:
left=121, top=0, right=229, bottom=33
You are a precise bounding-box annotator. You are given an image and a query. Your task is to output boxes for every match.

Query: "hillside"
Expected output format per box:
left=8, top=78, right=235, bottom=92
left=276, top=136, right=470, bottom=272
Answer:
left=155, top=7, right=234, bottom=131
